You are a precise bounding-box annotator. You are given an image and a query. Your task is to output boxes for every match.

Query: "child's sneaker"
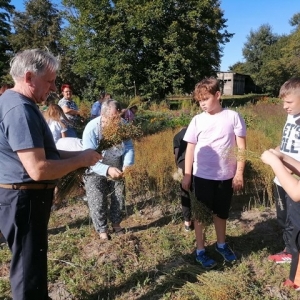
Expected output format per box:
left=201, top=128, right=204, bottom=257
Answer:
left=184, top=225, right=192, bottom=231
left=215, top=243, right=237, bottom=262
left=268, top=252, right=292, bottom=264
left=184, top=223, right=194, bottom=232
left=195, top=251, right=217, bottom=269
left=283, top=279, right=300, bottom=291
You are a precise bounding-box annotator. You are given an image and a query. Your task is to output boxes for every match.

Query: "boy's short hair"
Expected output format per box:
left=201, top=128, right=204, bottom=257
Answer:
left=279, top=77, right=300, bottom=99
left=194, top=77, right=220, bottom=101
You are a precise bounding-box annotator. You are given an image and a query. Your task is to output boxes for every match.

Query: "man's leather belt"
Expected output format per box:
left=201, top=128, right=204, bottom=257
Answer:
left=0, top=183, right=56, bottom=190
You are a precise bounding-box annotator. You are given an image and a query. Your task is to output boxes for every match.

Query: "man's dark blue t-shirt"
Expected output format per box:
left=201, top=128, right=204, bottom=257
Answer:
left=0, top=90, right=59, bottom=183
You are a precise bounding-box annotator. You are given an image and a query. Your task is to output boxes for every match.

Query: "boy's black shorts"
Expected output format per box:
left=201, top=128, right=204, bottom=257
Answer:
left=193, top=176, right=233, bottom=219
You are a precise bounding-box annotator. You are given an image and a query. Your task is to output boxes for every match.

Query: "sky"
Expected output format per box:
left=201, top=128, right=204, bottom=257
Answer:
left=9, top=0, right=300, bottom=71
left=220, top=0, right=300, bottom=71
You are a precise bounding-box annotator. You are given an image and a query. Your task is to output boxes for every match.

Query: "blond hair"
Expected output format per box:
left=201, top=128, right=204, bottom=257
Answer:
left=43, top=104, right=68, bottom=127
left=279, top=77, right=300, bottom=99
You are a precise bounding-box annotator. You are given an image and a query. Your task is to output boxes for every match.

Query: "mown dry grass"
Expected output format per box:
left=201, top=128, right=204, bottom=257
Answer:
left=1, top=102, right=298, bottom=300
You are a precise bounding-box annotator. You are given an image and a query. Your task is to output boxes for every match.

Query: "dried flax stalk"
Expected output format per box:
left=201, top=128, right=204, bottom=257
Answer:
left=56, top=118, right=143, bottom=202
left=172, top=170, right=213, bottom=225
left=172, top=147, right=250, bottom=225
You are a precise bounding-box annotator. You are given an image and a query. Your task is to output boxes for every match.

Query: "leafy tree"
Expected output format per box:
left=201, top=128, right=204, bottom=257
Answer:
left=9, top=0, right=85, bottom=96
left=242, top=24, right=279, bottom=85
left=0, top=0, right=14, bottom=80
left=281, top=27, right=300, bottom=78
left=10, top=0, right=62, bottom=54
left=61, top=0, right=233, bottom=100
left=255, top=35, right=290, bottom=95
left=226, top=13, right=300, bottom=96
left=289, top=12, right=300, bottom=29
left=252, top=20, right=300, bottom=95
left=228, top=61, right=247, bottom=73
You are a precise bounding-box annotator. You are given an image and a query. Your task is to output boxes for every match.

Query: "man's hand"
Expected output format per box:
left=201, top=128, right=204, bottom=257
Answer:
left=78, top=149, right=102, bottom=167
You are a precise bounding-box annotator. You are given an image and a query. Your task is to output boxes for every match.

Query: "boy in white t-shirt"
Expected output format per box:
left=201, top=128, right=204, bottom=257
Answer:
left=182, top=77, right=246, bottom=269
left=261, top=77, right=300, bottom=290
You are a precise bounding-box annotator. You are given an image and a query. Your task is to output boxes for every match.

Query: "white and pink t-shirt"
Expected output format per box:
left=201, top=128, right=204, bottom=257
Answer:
left=184, top=109, right=246, bottom=180
left=47, top=120, right=68, bottom=144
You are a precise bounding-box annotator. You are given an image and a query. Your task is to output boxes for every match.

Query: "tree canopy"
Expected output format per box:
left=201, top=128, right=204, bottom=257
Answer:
left=10, top=0, right=62, bottom=53
left=0, top=0, right=14, bottom=79
left=229, top=16, right=300, bottom=96
left=61, top=0, right=233, bottom=99
left=9, top=0, right=85, bottom=92
left=2, top=1, right=300, bottom=99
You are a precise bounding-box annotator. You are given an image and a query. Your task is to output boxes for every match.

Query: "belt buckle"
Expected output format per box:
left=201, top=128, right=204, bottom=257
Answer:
left=12, top=184, right=19, bottom=190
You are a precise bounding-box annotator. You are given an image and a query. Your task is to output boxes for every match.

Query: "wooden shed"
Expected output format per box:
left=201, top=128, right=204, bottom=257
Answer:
left=217, top=72, right=246, bottom=95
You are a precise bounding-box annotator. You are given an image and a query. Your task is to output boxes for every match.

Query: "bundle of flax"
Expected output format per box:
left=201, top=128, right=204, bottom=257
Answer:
left=56, top=116, right=143, bottom=202
left=172, top=147, right=247, bottom=225
left=173, top=169, right=213, bottom=225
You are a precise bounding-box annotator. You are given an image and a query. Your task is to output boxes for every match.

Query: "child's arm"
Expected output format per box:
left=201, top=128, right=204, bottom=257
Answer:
left=261, top=149, right=300, bottom=201
left=269, top=149, right=300, bottom=176
left=182, top=142, right=195, bottom=191
left=233, top=136, right=246, bottom=192
left=273, top=146, right=294, bottom=174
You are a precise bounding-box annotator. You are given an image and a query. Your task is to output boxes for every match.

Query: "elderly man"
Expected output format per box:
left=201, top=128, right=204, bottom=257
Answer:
left=0, top=49, right=101, bottom=300
left=83, top=99, right=134, bottom=240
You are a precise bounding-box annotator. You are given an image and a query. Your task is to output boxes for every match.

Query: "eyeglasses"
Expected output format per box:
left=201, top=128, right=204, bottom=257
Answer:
left=63, top=90, right=72, bottom=93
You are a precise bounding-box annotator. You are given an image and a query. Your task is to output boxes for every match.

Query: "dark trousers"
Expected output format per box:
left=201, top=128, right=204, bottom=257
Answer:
left=0, top=188, right=53, bottom=300
left=273, top=184, right=294, bottom=253
left=180, top=184, right=191, bottom=221
left=289, top=228, right=300, bottom=285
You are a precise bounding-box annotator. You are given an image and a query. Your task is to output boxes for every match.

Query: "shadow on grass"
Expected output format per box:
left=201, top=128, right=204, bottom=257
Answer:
left=228, top=192, right=281, bottom=256
left=47, top=216, right=90, bottom=235
left=80, top=247, right=249, bottom=300
left=228, top=218, right=282, bottom=259
left=127, top=212, right=182, bottom=233
left=78, top=252, right=203, bottom=299
left=48, top=195, right=180, bottom=236
left=77, top=216, right=281, bottom=300
left=46, top=192, right=281, bottom=300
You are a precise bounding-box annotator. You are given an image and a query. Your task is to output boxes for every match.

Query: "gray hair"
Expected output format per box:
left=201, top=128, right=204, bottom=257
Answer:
left=10, top=49, right=60, bottom=82
left=101, top=99, right=121, bottom=116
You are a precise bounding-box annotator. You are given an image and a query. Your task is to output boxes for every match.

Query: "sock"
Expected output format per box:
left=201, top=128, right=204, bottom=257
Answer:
left=196, top=249, right=205, bottom=256
left=217, top=242, right=226, bottom=249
